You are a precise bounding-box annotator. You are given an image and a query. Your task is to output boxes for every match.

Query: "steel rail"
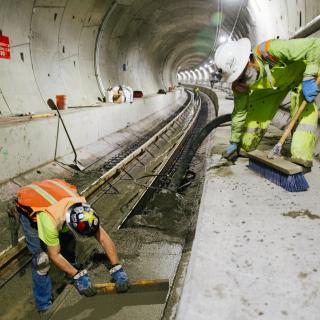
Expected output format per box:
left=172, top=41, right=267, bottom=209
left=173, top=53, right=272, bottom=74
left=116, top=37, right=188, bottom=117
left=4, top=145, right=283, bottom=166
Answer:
left=81, top=95, right=194, bottom=198
left=117, top=96, right=202, bottom=228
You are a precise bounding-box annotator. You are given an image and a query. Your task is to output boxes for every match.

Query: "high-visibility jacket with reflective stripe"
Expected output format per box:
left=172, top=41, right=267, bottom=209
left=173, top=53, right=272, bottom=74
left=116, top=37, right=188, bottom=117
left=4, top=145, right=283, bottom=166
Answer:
left=230, top=38, right=320, bottom=143
left=17, top=179, right=85, bottom=229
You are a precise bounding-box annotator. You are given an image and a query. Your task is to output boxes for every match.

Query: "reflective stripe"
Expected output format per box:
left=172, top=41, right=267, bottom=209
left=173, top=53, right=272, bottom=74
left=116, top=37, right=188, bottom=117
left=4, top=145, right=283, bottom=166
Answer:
left=295, top=123, right=318, bottom=134
left=244, top=127, right=265, bottom=133
left=48, top=180, right=78, bottom=198
left=264, top=64, right=277, bottom=89
left=256, top=40, right=278, bottom=66
left=255, top=43, right=261, bottom=57
left=28, top=184, right=58, bottom=205
left=245, top=127, right=259, bottom=133
left=259, top=41, right=267, bottom=55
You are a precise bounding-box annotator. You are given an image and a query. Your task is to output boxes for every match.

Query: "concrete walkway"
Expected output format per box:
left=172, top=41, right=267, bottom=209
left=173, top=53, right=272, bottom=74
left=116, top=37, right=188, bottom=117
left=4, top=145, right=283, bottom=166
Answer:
left=177, top=90, right=320, bottom=320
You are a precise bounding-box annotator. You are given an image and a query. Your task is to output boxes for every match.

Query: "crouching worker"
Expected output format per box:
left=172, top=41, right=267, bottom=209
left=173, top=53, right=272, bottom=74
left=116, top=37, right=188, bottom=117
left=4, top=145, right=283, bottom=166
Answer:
left=15, top=179, right=129, bottom=313
left=215, top=38, right=320, bottom=168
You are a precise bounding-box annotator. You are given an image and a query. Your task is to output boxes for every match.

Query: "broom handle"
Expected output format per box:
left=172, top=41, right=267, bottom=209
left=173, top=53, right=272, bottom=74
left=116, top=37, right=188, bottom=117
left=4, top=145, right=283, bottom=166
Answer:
left=278, top=77, right=320, bottom=145
left=278, top=100, right=308, bottom=146
left=278, top=77, right=320, bottom=146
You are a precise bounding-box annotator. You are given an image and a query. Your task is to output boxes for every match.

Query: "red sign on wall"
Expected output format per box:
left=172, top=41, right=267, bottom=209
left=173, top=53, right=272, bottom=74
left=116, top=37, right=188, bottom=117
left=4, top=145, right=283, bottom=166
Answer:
left=0, top=35, right=10, bottom=59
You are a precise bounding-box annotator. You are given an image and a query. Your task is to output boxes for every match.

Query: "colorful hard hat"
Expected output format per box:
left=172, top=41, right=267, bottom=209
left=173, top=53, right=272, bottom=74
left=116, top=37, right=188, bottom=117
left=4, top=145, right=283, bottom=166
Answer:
left=66, top=203, right=100, bottom=236
left=214, top=38, right=251, bottom=83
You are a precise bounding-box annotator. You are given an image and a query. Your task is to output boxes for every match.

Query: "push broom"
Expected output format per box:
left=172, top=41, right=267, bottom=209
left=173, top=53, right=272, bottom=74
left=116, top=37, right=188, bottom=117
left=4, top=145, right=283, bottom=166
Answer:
left=247, top=99, right=311, bottom=192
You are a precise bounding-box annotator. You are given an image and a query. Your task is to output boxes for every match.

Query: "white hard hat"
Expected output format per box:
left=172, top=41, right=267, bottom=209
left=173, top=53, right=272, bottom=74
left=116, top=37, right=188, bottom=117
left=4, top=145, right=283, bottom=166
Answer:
left=214, top=38, right=251, bottom=83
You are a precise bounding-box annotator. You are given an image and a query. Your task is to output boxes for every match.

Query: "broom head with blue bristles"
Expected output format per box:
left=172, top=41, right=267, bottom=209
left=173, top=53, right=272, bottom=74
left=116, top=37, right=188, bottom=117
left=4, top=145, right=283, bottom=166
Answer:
left=246, top=150, right=309, bottom=192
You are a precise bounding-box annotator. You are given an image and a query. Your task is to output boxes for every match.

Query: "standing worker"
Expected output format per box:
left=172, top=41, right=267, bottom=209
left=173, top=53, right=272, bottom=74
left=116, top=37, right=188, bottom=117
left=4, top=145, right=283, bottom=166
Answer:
left=193, top=86, right=200, bottom=103
left=210, top=70, right=222, bottom=88
left=15, top=179, right=129, bottom=313
left=215, top=38, right=320, bottom=168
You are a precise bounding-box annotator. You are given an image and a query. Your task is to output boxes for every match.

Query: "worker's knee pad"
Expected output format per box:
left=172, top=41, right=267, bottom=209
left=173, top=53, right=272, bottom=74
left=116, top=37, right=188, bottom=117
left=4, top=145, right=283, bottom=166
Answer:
left=36, top=252, right=50, bottom=275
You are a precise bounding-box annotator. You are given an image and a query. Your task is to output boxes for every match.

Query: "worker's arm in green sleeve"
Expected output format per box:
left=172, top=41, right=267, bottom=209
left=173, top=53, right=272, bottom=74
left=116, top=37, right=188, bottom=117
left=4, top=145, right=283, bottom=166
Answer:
left=270, top=39, right=320, bottom=76
left=230, top=91, right=250, bottom=143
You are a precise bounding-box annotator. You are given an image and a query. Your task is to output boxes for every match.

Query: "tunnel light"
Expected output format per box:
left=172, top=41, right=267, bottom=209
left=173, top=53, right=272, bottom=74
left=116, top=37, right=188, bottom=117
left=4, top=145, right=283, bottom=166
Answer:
left=199, top=67, right=209, bottom=82
left=185, top=71, right=192, bottom=82
left=195, top=69, right=202, bottom=82
left=190, top=70, right=197, bottom=83
left=219, top=36, right=227, bottom=43
left=205, top=64, right=214, bottom=72
left=181, top=72, right=187, bottom=82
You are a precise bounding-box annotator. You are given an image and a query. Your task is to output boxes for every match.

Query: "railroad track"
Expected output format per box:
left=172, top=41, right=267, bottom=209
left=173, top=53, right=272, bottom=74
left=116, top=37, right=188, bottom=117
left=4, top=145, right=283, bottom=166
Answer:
left=0, top=90, right=200, bottom=290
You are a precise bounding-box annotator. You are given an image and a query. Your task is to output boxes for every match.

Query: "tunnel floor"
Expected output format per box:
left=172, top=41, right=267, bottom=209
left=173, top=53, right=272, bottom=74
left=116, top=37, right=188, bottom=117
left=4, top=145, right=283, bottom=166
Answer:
left=177, top=89, right=320, bottom=320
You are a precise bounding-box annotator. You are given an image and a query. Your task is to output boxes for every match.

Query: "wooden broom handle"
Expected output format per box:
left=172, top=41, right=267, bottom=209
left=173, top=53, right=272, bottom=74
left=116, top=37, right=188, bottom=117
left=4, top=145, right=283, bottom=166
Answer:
left=278, top=77, right=320, bottom=146
left=278, top=100, right=308, bottom=145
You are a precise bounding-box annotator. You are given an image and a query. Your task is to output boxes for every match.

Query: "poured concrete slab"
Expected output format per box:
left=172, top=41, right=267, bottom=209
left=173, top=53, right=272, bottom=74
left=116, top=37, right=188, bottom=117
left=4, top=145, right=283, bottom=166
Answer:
left=47, top=229, right=183, bottom=320
left=177, top=101, right=320, bottom=320
left=51, top=290, right=168, bottom=320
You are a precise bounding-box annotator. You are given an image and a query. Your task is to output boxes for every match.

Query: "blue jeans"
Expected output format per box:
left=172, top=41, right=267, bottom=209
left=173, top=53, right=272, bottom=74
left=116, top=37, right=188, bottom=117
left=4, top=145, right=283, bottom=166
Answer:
left=20, top=214, right=52, bottom=311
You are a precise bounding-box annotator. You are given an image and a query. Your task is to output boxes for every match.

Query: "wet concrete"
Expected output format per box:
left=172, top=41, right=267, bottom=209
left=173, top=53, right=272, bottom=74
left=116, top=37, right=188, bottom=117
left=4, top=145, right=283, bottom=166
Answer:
left=51, top=290, right=168, bottom=320
left=0, top=97, right=195, bottom=319
left=46, top=228, right=184, bottom=320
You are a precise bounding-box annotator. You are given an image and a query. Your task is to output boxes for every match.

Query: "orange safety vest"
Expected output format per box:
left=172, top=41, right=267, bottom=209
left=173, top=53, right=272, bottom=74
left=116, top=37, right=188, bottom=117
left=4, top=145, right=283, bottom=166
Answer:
left=16, top=179, right=86, bottom=229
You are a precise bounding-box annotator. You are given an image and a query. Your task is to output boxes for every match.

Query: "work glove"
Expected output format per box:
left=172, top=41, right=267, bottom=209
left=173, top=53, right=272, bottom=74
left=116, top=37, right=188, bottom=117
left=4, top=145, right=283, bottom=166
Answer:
left=109, top=264, right=129, bottom=293
left=302, top=78, right=320, bottom=102
left=73, top=269, right=96, bottom=297
left=222, top=143, right=238, bottom=160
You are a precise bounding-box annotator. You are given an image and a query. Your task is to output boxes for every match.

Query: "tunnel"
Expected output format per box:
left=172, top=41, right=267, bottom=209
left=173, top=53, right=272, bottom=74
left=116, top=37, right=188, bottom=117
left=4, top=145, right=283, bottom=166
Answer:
left=1, top=0, right=320, bottom=319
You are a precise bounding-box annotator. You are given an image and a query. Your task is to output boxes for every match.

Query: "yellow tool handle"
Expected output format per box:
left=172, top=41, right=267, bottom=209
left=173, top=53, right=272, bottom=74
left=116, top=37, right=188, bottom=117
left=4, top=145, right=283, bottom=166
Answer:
left=278, top=77, right=320, bottom=146
left=31, top=113, right=55, bottom=119
left=278, top=100, right=307, bottom=145
left=93, top=279, right=169, bottom=294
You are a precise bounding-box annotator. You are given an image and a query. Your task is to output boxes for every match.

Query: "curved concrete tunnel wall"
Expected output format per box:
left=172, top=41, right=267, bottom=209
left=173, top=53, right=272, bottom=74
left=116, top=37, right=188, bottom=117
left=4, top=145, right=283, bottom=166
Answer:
left=0, top=0, right=174, bottom=115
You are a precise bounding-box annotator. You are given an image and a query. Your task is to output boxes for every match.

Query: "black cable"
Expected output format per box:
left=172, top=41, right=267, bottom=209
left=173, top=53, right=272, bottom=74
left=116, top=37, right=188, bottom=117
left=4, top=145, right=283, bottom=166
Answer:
left=169, top=113, right=232, bottom=190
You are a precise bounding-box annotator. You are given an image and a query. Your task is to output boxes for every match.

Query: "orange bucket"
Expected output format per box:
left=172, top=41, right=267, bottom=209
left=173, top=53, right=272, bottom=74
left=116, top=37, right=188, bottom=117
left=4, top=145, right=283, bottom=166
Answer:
left=56, top=95, right=66, bottom=110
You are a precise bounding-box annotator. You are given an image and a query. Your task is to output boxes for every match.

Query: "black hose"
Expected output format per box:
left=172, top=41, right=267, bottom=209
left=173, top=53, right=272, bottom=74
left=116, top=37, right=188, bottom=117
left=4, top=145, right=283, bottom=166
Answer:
left=169, top=113, right=232, bottom=191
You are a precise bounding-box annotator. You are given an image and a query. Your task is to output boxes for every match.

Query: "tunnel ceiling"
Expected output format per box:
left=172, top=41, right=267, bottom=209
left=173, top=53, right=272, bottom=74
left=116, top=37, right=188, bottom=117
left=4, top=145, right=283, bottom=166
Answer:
left=108, top=0, right=251, bottom=71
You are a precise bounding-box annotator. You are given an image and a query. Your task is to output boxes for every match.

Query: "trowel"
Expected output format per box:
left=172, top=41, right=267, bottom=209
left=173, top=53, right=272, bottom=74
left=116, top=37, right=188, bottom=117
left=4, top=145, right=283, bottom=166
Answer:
left=47, top=99, right=86, bottom=171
